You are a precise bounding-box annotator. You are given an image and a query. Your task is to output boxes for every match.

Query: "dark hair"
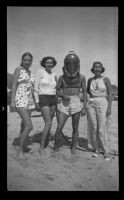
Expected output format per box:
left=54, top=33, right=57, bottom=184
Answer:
left=91, top=61, right=105, bottom=73
left=40, top=56, right=57, bottom=68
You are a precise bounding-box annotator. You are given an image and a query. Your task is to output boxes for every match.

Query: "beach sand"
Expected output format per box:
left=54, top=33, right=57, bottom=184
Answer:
left=7, top=101, right=119, bottom=191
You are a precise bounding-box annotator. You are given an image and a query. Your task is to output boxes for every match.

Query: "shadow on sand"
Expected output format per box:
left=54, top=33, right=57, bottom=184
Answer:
left=12, top=132, right=89, bottom=153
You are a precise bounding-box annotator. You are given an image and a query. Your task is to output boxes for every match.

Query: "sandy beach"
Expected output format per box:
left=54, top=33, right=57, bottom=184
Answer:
left=7, top=101, right=119, bottom=191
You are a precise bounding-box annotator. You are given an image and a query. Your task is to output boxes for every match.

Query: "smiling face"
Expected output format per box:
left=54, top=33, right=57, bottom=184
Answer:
left=45, top=59, right=54, bottom=73
left=22, top=55, right=33, bottom=70
left=93, top=63, right=103, bottom=77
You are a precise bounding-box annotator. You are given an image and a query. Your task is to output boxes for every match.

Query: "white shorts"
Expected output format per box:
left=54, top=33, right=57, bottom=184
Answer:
left=58, top=95, right=82, bottom=116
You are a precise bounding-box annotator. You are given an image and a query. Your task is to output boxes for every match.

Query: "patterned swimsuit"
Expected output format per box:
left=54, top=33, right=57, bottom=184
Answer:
left=15, top=66, right=35, bottom=110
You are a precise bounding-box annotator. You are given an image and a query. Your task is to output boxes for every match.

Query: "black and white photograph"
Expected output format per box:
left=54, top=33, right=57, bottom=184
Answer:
left=7, top=6, right=118, bottom=191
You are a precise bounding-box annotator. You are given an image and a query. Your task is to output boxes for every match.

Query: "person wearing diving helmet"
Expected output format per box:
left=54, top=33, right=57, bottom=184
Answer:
left=54, top=51, right=87, bottom=154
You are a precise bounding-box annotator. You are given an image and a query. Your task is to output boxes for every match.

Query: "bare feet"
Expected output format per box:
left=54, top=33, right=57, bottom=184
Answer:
left=38, top=148, right=46, bottom=159
left=104, top=153, right=110, bottom=161
left=71, top=147, right=77, bottom=155
left=92, top=149, right=99, bottom=158
left=53, top=145, right=60, bottom=152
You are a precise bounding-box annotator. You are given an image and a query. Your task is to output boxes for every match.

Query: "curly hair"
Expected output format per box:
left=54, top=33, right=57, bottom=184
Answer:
left=91, top=61, right=105, bottom=73
left=40, top=56, right=57, bottom=68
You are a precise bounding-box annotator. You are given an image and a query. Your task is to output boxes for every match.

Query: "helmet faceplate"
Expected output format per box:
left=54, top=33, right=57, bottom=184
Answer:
left=63, top=52, right=80, bottom=78
left=62, top=52, right=80, bottom=87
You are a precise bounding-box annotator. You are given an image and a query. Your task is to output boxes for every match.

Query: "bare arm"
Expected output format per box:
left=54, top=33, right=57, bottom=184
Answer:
left=104, top=77, right=112, bottom=117
left=56, top=76, right=63, bottom=98
left=81, top=75, right=87, bottom=115
left=56, top=76, right=70, bottom=100
left=55, top=75, right=58, bottom=93
left=55, top=75, right=57, bottom=85
left=11, top=68, right=20, bottom=107
left=87, top=78, right=93, bottom=96
left=34, top=70, right=40, bottom=103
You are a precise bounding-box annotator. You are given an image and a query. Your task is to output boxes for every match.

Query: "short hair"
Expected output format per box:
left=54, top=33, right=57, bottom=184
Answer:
left=91, top=61, right=105, bottom=73
left=21, top=52, right=33, bottom=61
left=40, top=56, right=57, bottom=68
left=20, top=52, right=33, bottom=67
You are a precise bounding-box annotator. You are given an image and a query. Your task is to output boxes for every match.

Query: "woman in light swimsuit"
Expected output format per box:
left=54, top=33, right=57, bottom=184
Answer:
left=11, top=52, right=35, bottom=159
left=87, top=61, right=112, bottom=160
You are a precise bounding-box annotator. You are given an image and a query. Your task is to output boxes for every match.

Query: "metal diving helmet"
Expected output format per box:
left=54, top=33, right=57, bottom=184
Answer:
left=63, top=51, right=80, bottom=78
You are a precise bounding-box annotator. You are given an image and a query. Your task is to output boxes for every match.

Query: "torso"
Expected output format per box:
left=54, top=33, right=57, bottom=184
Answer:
left=38, top=68, right=57, bottom=95
left=61, top=74, right=82, bottom=96
left=17, top=66, right=34, bottom=92
left=15, top=66, right=35, bottom=109
left=89, top=76, right=107, bottom=98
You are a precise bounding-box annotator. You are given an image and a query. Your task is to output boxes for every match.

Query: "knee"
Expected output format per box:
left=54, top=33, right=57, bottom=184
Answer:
left=45, top=121, right=52, bottom=129
left=98, top=129, right=104, bottom=136
left=72, top=127, right=78, bottom=133
left=91, top=127, right=97, bottom=135
left=57, top=123, right=64, bottom=132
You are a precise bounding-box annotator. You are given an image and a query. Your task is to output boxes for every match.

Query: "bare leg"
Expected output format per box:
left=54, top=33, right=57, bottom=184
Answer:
left=39, top=106, right=52, bottom=155
left=19, top=110, right=32, bottom=136
left=17, top=108, right=33, bottom=159
left=19, top=121, right=25, bottom=136
left=54, top=111, right=68, bottom=151
left=44, top=105, right=56, bottom=148
left=71, top=112, right=80, bottom=154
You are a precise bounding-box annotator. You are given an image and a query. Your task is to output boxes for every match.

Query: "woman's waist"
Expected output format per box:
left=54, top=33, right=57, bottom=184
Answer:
left=89, top=95, right=107, bottom=98
left=62, top=89, right=80, bottom=96
left=17, top=82, right=32, bottom=88
left=38, top=89, right=56, bottom=95
left=88, top=96, right=107, bottom=107
left=61, top=95, right=80, bottom=104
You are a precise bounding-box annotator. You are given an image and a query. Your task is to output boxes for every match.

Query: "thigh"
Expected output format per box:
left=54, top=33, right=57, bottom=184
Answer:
left=97, top=106, right=106, bottom=130
left=41, top=106, right=52, bottom=123
left=50, top=105, right=56, bottom=119
left=72, top=112, right=80, bottom=130
left=17, top=107, right=33, bottom=127
left=28, top=109, right=32, bottom=117
left=87, top=105, right=97, bottom=126
left=57, top=111, right=68, bottom=130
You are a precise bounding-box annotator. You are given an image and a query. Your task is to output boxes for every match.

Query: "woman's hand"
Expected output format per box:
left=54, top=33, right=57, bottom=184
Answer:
left=62, top=95, right=70, bottom=107
left=63, top=95, right=70, bottom=101
left=81, top=107, right=87, bottom=116
left=35, top=102, right=40, bottom=111
left=106, top=107, right=111, bottom=118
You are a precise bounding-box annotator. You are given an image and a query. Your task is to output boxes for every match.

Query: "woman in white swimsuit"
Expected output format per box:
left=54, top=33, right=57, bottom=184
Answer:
left=11, top=52, right=35, bottom=159
left=34, top=56, right=57, bottom=156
